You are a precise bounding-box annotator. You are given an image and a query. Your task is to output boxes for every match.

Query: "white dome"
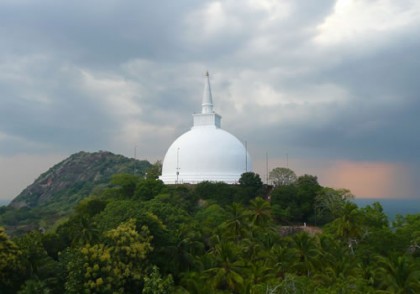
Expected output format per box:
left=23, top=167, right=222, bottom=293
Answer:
left=159, top=72, right=252, bottom=184
left=160, top=125, right=251, bottom=184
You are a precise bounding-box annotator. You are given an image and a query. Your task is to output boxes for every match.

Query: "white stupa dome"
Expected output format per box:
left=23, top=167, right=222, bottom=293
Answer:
left=159, top=72, right=252, bottom=184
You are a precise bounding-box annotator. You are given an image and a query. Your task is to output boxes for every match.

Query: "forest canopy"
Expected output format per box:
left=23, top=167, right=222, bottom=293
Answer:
left=1, top=168, right=419, bottom=293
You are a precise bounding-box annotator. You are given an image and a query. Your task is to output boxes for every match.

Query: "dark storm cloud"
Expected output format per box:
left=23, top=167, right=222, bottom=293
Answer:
left=296, top=31, right=420, bottom=163
left=0, top=1, right=201, bottom=66
left=0, top=0, right=419, bottom=168
left=2, top=0, right=420, bottom=200
left=0, top=65, right=112, bottom=154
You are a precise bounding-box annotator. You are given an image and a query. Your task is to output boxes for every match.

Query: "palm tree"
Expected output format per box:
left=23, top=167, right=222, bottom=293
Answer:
left=221, top=203, right=250, bottom=242
left=165, top=224, right=205, bottom=274
left=374, top=254, right=420, bottom=293
left=326, top=202, right=362, bottom=254
left=71, top=215, right=99, bottom=245
left=249, top=197, right=272, bottom=227
left=203, top=236, right=245, bottom=292
left=245, top=259, right=275, bottom=286
left=271, top=244, right=299, bottom=279
left=290, top=232, right=320, bottom=277
left=179, top=271, right=212, bottom=294
left=314, top=235, right=363, bottom=289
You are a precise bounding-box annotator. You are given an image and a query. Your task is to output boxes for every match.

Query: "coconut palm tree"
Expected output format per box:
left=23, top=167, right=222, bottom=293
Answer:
left=248, top=197, right=272, bottom=227
left=271, top=244, right=299, bottom=279
left=315, top=235, right=363, bottom=289
left=325, top=203, right=362, bottom=254
left=290, top=232, right=320, bottom=277
left=221, top=203, right=250, bottom=242
left=374, top=254, right=420, bottom=293
left=203, top=237, right=246, bottom=293
left=71, top=215, right=99, bottom=245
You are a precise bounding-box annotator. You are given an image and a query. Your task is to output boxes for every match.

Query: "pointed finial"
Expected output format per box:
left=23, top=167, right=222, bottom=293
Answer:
left=202, top=71, right=213, bottom=114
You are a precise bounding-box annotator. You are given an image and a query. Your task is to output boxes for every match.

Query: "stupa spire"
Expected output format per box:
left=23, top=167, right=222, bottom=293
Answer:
left=202, top=71, right=214, bottom=114
left=193, top=71, right=221, bottom=128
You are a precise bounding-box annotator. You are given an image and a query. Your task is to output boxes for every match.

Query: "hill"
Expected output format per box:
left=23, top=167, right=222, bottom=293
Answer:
left=1, top=151, right=151, bottom=233
left=2, top=167, right=419, bottom=293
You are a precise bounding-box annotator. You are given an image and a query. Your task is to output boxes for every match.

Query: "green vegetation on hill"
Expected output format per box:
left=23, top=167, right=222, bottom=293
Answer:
left=0, top=151, right=151, bottom=234
left=0, top=162, right=419, bottom=293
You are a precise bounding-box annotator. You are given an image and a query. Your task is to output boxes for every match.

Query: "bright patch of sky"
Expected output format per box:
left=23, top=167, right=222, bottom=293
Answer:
left=0, top=0, right=419, bottom=200
left=315, top=0, right=420, bottom=46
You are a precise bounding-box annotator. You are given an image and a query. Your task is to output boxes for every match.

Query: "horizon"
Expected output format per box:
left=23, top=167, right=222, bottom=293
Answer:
left=1, top=1, right=420, bottom=202
left=0, top=150, right=419, bottom=202
left=2, top=193, right=420, bottom=221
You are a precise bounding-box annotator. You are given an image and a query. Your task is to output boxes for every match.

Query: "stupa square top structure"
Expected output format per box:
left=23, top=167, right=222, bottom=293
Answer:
left=159, top=72, right=252, bottom=184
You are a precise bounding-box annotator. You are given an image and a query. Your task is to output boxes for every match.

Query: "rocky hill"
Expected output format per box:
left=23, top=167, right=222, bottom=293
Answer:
left=1, top=151, right=151, bottom=234
left=10, top=151, right=151, bottom=211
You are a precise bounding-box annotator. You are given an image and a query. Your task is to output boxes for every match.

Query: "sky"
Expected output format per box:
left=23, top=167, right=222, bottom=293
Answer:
left=1, top=0, right=420, bottom=201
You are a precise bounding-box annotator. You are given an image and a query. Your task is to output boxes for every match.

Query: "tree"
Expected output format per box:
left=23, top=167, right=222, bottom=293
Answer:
left=269, top=167, right=297, bottom=186
left=142, top=195, right=191, bottom=231
left=16, top=231, right=53, bottom=277
left=203, top=236, right=245, bottom=292
left=166, top=185, right=198, bottom=213
left=65, top=219, right=153, bottom=293
left=315, top=234, right=362, bottom=289
left=145, top=161, right=162, bottom=180
left=0, top=227, right=24, bottom=293
left=142, top=266, right=174, bottom=294
left=315, top=187, right=354, bottom=223
left=111, top=173, right=139, bottom=198
left=194, top=203, right=229, bottom=239
left=295, top=175, right=321, bottom=223
left=291, top=232, right=320, bottom=277
left=393, top=214, right=420, bottom=256
left=249, top=197, right=272, bottom=227
left=239, top=172, right=263, bottom=190
left=374, top=254, right=420, bottom=293
left=324, top=202, right=362, bottom=254
left=270, top=174, right=321, bottom=224
left=71, top=215, right=100, bottom=245
left=221, top=203, right=251, bottom=242
left=17, top=279, right=50, bottom=294
left=271, top=184, right=299, bottom=223
left=164, top=223, right=204, bottom=275
left=359, top=202, right=389, bottom=230
left=74, top=197, right=108, bottom=217
left=236, top=172, right=263, bottom=204
left=194, top=181, right=235, bottom=206
left=134, top=178, right=165, bottom=201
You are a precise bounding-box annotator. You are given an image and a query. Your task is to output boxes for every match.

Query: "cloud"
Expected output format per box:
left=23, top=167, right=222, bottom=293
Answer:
left=0, top=0, right=419, bottom=200
left=0, top=57, right=113, bottom=153
left=315, top=0, right=420, bottom=48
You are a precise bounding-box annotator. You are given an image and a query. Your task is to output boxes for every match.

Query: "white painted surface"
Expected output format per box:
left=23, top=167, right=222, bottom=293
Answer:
left=159, top=72, right=252, bottom=184
left=160, top=125, right=251, bottom=184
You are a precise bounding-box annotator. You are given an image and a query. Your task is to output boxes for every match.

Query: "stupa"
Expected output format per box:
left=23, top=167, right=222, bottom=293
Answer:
left=159, top=72, right=251, bottom=184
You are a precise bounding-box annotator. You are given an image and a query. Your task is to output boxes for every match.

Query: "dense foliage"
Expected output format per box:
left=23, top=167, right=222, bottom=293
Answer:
left=0, top=151, right=152, bottom=235
left=1, top=169, right=419, bottom=293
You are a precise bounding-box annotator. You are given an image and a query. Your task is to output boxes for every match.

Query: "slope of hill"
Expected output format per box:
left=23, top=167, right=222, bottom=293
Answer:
left=10, top=151, right=150, bottom=210
left=1, top=151, right=151, bottom=233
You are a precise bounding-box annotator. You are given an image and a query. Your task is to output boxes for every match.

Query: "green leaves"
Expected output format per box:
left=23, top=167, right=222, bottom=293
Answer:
left=269, top=167, right=297, bottom=187
left=315, top=187, right=354, bottom=224
left=65, top=219, right=153, bottom=293
left=3, top=167, right=420, bottom=294
left=142, top=266, right=174, bottom=294
left=0, top=227, right=24, bottom=293
left=374, top=254, right=420, bottom=293
left=271, top=174, right=321, bottom=224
